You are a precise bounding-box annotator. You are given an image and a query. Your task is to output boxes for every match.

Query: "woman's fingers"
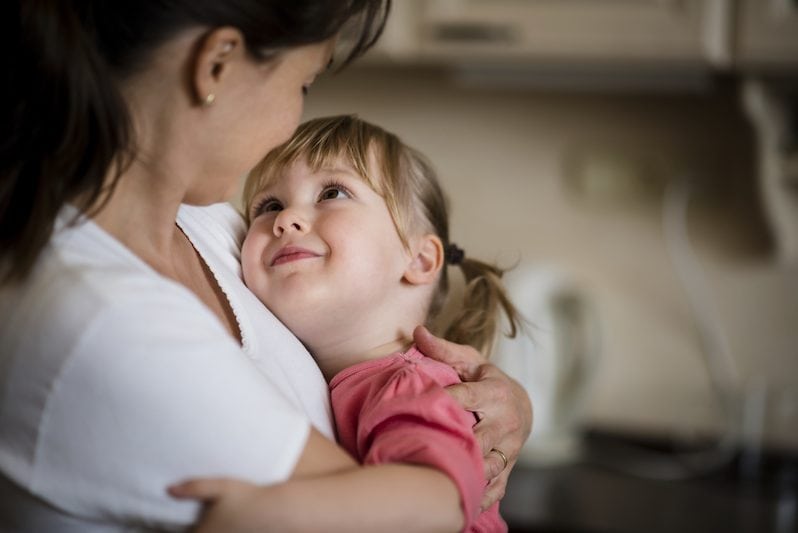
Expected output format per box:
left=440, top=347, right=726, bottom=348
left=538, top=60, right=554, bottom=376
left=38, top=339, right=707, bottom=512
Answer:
left=413, top=326, right=484, bottom=378
left=168, top=478, right=242, bottom=502
left=482, top=448, right=509, bottom=480
left=441, top=382, right=481, bottom=413
left=445, top=365, right=508, bottom=411
left=414, top=324, right=534, bottom=507
left=480, top=464, right=511, bottom=511
left=448, top=366, right=531, bottom=454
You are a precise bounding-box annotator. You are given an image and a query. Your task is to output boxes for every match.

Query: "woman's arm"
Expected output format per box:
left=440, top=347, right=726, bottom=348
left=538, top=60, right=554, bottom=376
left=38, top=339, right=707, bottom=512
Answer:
left=169, top=331, right=526, bottom=533
left=170, top=429, right=463, bottom=533
left=413, top=326, right=534, bottom=508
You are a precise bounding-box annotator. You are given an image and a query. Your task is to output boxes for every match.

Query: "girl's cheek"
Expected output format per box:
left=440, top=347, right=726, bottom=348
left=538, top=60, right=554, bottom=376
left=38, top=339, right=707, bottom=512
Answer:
left=241, top=235, right=261, bottom=273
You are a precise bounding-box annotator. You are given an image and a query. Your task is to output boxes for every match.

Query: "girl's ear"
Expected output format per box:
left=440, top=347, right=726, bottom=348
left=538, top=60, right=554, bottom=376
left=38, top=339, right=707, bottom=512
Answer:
left=403, top=234, right=444, bottom=286
left=192, top=27, right=244, bottom=106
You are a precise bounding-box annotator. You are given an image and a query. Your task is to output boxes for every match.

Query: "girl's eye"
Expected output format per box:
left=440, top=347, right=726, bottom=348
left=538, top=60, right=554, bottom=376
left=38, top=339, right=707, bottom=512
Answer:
left=302, top=85, right=309, bottom=96
left=318, top=183, right=350, bottom=202
left=252, top=197, right=283, bottom=217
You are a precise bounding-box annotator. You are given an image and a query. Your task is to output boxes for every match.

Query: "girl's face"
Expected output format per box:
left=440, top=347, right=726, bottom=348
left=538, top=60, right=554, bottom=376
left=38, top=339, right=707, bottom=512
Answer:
left=241, top=157, right=412, bottom=347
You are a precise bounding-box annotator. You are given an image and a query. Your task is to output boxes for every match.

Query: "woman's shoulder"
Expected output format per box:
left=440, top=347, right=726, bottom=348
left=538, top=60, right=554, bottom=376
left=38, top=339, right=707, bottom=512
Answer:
left=0, top=215, right=245, bottom=448
left=0, top=223, right=240, bottom=440
left=1, top=218, right=221, bottom=349
left=0, top=228, right=310, bottom=528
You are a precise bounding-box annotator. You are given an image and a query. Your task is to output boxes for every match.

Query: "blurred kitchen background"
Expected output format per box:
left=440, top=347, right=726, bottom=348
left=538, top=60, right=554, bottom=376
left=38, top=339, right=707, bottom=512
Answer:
left=240, top=1, right=798, bottom=530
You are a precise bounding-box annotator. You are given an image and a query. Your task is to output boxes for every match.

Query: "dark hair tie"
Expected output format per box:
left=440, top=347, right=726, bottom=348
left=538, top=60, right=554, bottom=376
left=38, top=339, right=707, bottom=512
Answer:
left=445, top=243, right=465, bottom=266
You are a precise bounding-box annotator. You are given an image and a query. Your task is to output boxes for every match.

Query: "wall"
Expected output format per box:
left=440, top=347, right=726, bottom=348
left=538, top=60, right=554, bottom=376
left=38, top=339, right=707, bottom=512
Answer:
left=253, top=65, right=798, bottom=450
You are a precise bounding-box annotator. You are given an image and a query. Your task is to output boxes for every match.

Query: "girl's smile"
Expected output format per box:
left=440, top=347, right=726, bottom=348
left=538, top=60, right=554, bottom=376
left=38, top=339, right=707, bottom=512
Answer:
left=240, top=156, right=416, bottom=357
left=270, top=245, right=322, bottom=266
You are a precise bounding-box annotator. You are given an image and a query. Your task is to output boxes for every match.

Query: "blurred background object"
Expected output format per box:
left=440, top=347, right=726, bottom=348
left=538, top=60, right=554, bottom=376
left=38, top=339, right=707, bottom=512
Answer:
left=493, top=265, right=601, bottom=467
left=743, top=78, right=798, bottom=265
left=236, top=1, right=798, bottom=530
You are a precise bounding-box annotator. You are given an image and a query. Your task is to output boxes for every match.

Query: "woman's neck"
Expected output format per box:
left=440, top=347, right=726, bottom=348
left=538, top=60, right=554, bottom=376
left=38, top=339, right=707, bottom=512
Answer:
left=92, top=36, right=211, bottom=272
left=90, top=161, right=243, bottom=343
left=91, top=161, right=189, bottom=271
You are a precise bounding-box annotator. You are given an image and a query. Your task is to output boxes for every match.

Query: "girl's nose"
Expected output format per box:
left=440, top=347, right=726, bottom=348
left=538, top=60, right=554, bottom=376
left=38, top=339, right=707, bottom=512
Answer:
left=273, top=208, right=308, bottom=237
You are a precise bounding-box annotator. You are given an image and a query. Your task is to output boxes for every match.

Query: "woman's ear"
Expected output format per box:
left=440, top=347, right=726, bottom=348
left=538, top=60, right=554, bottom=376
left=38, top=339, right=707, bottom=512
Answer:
left=403, top=234, right=444, bottom=286
left=192, top=27, right=244, bottom=106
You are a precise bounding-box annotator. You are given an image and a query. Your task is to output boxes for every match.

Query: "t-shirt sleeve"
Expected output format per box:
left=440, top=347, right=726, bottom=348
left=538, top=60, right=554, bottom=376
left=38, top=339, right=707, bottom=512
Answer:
left=33, top=293, right=310, bottom=530
left=180, top=202, right=246, bottom=264
left=353, top=367, right=486, bottom=530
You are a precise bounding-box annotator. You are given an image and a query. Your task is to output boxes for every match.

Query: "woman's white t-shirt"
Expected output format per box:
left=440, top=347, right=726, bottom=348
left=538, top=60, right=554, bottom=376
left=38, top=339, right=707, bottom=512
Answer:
left=0, top=203, right=332, bottom=531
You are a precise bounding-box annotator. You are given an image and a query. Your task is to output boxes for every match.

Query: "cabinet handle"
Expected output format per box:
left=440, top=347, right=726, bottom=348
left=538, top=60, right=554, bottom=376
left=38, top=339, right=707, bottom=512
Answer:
left=428, top=22, right=518, bottom=45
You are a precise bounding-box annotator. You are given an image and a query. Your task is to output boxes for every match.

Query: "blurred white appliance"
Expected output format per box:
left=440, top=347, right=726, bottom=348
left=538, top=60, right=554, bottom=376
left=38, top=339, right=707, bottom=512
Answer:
left=743, top=78, right=798, bottom=265
left=494, top=265, right=601, bottom=466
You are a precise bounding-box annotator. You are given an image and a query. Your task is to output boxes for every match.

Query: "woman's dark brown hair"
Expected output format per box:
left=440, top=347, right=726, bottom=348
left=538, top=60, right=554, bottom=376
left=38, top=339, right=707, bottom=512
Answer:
left=1, top=0, right=390, bottom=284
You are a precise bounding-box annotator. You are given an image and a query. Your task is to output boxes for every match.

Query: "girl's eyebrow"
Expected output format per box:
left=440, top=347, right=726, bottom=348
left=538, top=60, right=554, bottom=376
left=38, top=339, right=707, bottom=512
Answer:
left=318, top=166, right=358, bottom=177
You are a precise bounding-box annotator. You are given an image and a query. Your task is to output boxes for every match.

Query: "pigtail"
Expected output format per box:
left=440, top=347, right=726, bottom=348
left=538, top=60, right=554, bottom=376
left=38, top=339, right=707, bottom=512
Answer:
left=443, top=256, right=522, bottom=358
left=1, top=1, right=132, bottom=284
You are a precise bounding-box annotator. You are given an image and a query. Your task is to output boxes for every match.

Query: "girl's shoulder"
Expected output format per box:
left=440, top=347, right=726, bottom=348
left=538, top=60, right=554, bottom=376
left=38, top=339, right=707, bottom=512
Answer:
left=331, top=345, right=461, bottom=400
left=402, top=345, right=462, bottom=387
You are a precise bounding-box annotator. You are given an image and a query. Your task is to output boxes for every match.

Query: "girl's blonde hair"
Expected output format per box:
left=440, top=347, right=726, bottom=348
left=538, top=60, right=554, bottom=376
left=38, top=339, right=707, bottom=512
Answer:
left=243, top=115, right=521, bottom=357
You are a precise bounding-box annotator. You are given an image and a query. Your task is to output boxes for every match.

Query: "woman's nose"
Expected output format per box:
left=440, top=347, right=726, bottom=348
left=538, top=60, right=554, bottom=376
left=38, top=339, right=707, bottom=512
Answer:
left=273, top=208, right=308, bottom=237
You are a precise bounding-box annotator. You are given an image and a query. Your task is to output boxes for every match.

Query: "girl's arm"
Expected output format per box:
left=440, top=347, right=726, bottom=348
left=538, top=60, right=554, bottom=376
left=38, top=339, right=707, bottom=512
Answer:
left=170, top=429, right=463, bottom=533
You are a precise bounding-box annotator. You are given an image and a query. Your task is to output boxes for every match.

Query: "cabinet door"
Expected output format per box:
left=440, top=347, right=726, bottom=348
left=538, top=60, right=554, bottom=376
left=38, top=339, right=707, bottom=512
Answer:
left=412, top=0, right=712, bottom=66
left=735, top=0, right=798, bottom=69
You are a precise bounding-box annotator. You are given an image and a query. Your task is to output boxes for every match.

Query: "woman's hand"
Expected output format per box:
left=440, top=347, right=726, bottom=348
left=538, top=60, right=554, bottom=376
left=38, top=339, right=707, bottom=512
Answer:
left=413, top=325, right=533, bottom=510
left=169, top=478, right=269, bottom=533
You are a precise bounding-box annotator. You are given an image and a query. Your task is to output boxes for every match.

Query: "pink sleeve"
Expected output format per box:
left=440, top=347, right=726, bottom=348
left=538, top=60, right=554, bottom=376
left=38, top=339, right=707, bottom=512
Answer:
left=354, top=366, right=486, bottom=529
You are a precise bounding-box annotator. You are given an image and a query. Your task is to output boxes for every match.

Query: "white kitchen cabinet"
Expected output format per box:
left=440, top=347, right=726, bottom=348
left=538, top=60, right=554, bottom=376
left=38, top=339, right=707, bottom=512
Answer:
left=366, top=1, right=798, bottom=72
left=422, top=0, right=711, bottom=66
left=370, top=0, right=724, bottom=67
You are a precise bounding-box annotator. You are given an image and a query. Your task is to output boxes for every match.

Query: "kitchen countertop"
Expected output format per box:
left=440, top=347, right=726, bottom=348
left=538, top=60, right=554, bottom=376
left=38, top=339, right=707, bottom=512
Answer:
left=502, top=429, right=797, bottom=533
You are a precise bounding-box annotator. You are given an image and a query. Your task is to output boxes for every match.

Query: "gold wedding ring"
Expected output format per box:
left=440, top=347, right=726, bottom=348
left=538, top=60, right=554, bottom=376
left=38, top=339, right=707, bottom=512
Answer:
left=491, top=448, right=509, bottom=471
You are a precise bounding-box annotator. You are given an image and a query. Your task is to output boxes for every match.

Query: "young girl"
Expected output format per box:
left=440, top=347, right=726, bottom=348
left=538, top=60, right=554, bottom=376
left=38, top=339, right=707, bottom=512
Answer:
left=175, top=115, right=523, bottom=532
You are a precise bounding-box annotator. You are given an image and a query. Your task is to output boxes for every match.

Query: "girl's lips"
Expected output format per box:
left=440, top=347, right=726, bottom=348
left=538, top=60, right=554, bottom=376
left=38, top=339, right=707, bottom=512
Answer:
left=270, top=246, right=320, bottom=266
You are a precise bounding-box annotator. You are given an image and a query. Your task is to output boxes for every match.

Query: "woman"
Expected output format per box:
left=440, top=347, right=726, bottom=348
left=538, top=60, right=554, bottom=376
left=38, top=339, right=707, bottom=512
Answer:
left=0, top=2, right=532, bottom=531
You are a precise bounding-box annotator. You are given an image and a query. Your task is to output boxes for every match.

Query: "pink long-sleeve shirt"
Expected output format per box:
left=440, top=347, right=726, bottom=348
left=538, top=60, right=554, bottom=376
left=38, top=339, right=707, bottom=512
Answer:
left=329, top=345, right=507, bottom=533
